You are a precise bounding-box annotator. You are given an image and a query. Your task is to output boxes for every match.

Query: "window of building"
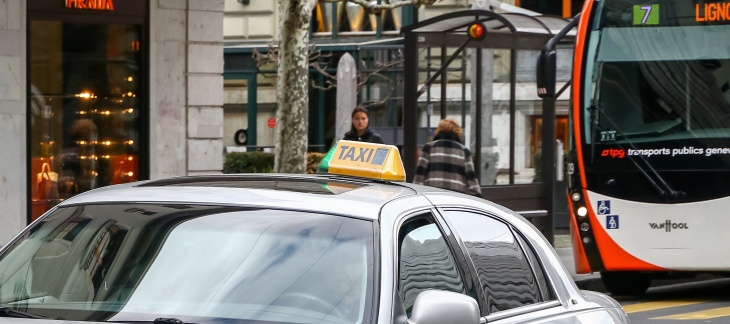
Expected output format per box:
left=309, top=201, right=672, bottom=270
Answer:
left=311, top=1, right=404, bottom=36
left=28, top=5, right=147, bottom=222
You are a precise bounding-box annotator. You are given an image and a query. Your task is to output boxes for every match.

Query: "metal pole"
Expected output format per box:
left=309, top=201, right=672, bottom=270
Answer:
left=542, top=87, right=556, bottom=246
left=247, top=74, right=258, bottom=151
left=461, top=52, right=467, bottom=128
left=475, top=47, right=482, bottom=183
left=427, top=48, right=432, bottom=131
left=509, top=50, right=516, bottom=185
left=404, top=32, right=419, bottom=182
left=441, top=46, right=447, bottom=120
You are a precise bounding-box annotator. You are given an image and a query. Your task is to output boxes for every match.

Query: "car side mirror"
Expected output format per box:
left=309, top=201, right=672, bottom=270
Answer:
left=408, top=290, right=480, bottom=324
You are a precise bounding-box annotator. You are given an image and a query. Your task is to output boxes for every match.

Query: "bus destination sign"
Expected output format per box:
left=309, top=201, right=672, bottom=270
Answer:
left=695, top=2, right=730, bottom=22
left=632, top=1, right=730, bottom=26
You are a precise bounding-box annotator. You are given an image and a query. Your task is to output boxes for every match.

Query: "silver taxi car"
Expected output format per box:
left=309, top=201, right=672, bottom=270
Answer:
left=0, top=141, right=628, bottom=324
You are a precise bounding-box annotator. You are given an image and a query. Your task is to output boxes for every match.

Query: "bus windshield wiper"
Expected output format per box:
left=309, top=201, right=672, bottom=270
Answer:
left=594, top=107, right=684, bottom=201
left=0, top=306, right=49, bottom=319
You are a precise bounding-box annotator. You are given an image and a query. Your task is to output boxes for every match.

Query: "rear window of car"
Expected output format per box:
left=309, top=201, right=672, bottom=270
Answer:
left=0, top=204, right=375, bottom=324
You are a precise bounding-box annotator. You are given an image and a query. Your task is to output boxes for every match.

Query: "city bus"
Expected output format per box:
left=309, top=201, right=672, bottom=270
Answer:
left=538, top=0, right=730, bottom=295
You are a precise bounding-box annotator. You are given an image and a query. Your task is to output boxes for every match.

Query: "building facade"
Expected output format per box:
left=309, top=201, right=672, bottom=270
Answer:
left=0, top=0, right=225, bottom=244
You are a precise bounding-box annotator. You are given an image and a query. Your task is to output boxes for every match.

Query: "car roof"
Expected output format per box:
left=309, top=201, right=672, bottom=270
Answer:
left=58, top=174, right=434, bottom=220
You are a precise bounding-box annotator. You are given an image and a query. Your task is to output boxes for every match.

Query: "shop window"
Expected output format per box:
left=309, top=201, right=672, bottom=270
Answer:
left=29, top=21, right=143, bottom=221
left=312, top=1, right=404, bottom=35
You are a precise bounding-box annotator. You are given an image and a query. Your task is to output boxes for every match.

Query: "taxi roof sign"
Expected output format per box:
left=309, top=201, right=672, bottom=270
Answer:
left=317, top=140, right=406, bottom=182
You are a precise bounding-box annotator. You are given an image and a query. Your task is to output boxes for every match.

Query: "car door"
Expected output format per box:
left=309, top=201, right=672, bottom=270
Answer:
left=437, top=208, right=570, bottom=323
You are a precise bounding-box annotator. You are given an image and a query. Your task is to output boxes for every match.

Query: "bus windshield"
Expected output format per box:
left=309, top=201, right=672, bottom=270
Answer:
left=584, top=1, right=730, bottom=143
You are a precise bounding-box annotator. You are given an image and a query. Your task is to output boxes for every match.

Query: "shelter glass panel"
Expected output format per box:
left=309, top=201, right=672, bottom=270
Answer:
left=475, top=49, right=516, bottom=186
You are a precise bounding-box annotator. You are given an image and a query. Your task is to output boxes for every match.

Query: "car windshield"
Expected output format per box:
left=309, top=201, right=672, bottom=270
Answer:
left=0, top=204, right=375, bottom=324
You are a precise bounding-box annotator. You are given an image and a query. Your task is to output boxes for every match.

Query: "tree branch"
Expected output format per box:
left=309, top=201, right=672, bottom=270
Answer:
left=308, top=45, right=339, bottom=86
left=361, top=94, right=393, bottom=109
left=357, top=59, right=403, bottom=92
left=252, top=43, right=279, bottom=68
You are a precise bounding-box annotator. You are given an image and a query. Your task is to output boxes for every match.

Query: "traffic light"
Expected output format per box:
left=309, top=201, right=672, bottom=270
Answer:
left=467, top=22, right=486, bottom=41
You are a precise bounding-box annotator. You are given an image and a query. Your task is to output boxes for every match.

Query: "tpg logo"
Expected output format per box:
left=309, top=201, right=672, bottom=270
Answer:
left=601, top=148, right=625, bottom=159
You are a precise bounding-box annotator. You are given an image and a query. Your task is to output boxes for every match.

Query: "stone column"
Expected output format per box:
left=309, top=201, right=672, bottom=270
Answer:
left=151, top=0, right=225, bottom=178
left=151, top=0, right=189, bottom=179
left=0, top=0, right=26, bottom=244
left=186, top=0, right=224, bottom=175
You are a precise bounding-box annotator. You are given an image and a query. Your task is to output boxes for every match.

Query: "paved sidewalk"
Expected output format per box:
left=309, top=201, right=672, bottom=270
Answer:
left=553, top=234, right=604, bottom=291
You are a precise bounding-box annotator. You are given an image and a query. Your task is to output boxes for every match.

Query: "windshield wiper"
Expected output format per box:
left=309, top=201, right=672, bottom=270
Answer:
left=588, top=62, right=684, bottom=201
left=592, top=106, right=684, bottom=201
left=0, top=306, right=48, bottom=319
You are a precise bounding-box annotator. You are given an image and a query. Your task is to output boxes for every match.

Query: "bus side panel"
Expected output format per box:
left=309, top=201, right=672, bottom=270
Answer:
left=585, top=192, right=667, bottom=272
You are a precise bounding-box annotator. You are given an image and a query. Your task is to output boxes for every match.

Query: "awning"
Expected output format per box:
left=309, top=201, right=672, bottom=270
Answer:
left=401, top=9, right=575, bottom=49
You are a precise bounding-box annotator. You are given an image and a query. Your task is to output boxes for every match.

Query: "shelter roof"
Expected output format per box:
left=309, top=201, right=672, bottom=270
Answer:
left=402, top=9, right=576, bottom=49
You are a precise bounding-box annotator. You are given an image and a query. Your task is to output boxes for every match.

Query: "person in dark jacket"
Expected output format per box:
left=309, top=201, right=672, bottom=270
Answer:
left=343, top=106, right=384, bottom=144
left=413, top=119, right=482, bottom=197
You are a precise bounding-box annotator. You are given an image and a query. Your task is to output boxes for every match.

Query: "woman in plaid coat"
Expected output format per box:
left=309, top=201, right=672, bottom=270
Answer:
left=413, top=119, right=482, bottom=197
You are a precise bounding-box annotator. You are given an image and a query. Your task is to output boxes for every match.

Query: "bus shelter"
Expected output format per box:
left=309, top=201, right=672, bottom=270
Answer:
left=401, top=10, right=575, bottom=242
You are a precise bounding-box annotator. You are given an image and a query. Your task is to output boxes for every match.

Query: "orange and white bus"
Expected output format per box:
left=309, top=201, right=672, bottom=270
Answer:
left=539, top=0, right=730, bottom=295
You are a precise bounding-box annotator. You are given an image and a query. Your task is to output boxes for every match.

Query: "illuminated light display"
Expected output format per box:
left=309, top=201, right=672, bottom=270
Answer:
left=65, top=0, right=114, bottom=10
left=696, top=2, right=730, bottom=22
left=467, top=22, right=486, bottom=41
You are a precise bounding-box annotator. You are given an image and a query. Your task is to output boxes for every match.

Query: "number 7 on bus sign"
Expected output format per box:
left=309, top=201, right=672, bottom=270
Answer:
left=634, top=4, right=659, bottom=25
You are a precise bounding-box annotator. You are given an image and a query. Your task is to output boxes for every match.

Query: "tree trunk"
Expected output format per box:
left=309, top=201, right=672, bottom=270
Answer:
left=275, top=0, right=316, bottom=173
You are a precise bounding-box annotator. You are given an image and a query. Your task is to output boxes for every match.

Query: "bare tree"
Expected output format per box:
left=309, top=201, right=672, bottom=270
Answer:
left=275, top=0, right=441, bottom=173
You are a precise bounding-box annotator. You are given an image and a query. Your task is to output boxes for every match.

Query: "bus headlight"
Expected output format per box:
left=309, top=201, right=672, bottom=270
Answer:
left=576, top=206, right=588, bottom=218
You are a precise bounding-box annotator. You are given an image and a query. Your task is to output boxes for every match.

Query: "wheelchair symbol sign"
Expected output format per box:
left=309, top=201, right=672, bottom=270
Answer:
left=597, top=200, right=611, bottom=215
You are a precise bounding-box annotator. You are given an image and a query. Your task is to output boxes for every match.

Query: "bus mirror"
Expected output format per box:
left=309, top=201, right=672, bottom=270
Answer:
left=537, top=48, right=557, bottom=99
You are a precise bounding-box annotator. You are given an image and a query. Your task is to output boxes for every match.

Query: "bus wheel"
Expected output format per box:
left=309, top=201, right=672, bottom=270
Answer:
left=601, top=271, right=651, bottom=296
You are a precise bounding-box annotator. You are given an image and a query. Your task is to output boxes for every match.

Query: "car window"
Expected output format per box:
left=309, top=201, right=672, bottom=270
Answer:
left=442, top=210, right=555, bottom=314
left=0, top=204, right=375, bottom=324
left=397, top=214, right=466, bottom=317
left=514, top=229, right=555, bottom=302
